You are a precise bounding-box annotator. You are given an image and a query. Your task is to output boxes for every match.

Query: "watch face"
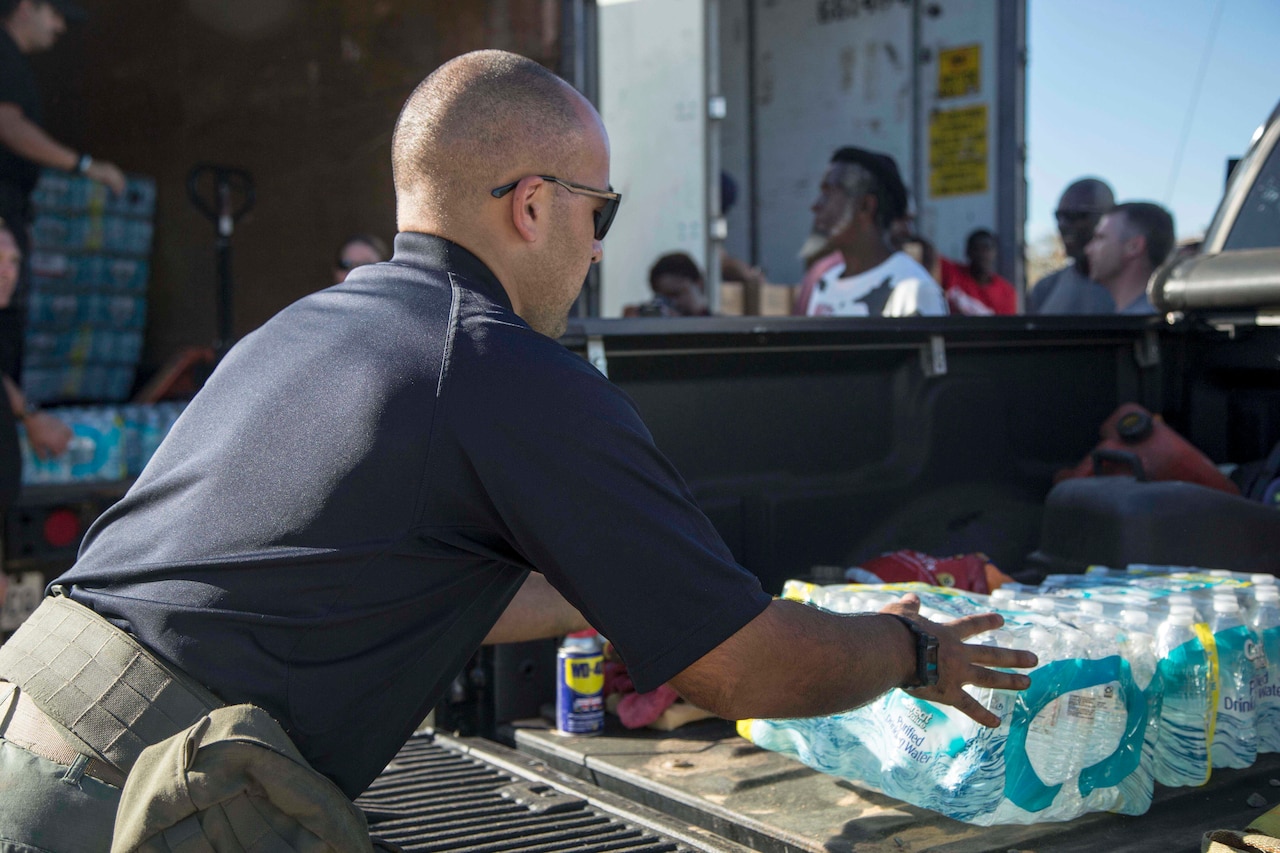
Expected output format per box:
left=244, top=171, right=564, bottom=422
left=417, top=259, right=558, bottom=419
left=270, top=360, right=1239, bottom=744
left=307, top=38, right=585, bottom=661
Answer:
left=922, top=635, right=940, bottom=686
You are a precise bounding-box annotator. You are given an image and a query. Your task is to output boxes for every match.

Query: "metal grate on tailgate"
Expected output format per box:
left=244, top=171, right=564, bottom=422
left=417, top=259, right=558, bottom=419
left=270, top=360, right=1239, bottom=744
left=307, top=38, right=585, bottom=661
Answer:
left=357, top=732, right=747, bottom=853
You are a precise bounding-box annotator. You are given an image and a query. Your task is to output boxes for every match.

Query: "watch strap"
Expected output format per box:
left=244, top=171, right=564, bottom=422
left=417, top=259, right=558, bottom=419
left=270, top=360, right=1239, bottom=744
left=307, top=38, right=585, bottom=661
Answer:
left=888, top=613, right=940, bottom=688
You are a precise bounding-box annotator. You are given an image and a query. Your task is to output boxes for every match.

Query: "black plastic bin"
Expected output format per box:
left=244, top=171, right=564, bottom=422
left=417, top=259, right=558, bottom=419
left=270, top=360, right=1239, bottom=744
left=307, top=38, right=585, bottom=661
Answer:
left=1028, top=476, right=1280, bottom=575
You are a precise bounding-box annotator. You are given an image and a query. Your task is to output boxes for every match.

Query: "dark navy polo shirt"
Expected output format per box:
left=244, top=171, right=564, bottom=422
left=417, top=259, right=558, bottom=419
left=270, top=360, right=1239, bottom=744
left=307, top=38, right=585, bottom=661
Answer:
left=58, top=233, right=771, bottom=798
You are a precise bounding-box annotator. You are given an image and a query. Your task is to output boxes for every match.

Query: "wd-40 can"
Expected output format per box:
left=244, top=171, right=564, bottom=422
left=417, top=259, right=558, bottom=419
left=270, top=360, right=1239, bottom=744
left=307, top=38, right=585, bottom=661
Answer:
left=556, top=631, right=604, bottom=735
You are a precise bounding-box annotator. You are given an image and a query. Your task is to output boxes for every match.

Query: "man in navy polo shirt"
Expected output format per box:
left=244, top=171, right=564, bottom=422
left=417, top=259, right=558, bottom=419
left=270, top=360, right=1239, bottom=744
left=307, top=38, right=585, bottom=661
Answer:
left=0, top=49, right=1034, bottom=847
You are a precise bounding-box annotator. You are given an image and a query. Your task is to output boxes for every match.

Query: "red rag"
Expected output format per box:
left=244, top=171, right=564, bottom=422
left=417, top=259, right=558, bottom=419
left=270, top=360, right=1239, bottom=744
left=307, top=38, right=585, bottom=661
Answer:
left=616, top=684, right=681, bottom=729
left=859, top=549, right=996, bottom=594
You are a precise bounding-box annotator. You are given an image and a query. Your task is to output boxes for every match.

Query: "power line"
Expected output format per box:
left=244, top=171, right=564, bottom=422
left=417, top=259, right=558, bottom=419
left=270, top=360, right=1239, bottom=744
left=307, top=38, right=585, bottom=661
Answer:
left=1164, top=0, right=1227, bottom=205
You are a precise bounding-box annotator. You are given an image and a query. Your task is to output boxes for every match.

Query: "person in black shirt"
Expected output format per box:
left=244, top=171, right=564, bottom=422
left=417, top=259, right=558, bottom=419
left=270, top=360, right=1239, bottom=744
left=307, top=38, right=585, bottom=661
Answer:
left=0, top=0, right=126, bottom=382
left=0, top=50, right=1035, bottom=848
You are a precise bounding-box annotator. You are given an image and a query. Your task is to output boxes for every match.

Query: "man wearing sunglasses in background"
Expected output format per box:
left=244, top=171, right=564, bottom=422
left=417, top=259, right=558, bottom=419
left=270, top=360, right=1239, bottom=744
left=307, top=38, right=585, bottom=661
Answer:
left=0, top=49, right=1033, bottom=849
left=1026, top=177, right=1117, bottom=315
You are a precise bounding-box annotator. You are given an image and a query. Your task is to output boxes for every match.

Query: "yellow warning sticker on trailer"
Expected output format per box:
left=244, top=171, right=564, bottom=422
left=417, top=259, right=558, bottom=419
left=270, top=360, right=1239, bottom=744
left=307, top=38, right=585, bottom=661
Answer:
left=937, top=44, right=981, bottom=98
left=929, top=105, right=989, bottom=197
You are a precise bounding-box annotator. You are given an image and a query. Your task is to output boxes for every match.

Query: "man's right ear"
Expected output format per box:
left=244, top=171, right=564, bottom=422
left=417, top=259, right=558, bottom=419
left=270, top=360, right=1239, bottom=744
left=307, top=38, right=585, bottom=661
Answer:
left=508, top=176, right=546, bottom=244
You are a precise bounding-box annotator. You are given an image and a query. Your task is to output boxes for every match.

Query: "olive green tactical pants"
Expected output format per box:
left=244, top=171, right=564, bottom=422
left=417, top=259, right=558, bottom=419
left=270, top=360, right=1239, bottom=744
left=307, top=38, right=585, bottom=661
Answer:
left=0, top=738, right=118, bottom=853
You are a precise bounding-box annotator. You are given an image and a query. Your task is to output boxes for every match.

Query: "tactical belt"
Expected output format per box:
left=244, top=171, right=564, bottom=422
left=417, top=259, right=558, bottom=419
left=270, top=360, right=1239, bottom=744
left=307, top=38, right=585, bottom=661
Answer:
left=0, top=590, right=223, bottom=784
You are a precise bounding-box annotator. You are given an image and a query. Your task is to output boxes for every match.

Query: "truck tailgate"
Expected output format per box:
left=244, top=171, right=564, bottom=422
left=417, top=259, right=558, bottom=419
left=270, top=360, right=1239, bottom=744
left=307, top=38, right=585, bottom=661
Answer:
left=508, top=718, right=1280, bottom=853
left=357, top=730, right=753, bottom=852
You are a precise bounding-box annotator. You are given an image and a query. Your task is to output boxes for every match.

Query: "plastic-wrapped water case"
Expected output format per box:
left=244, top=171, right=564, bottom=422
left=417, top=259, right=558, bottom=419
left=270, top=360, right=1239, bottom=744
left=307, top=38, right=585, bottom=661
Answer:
left=739, top=582, right=1164, bottom=825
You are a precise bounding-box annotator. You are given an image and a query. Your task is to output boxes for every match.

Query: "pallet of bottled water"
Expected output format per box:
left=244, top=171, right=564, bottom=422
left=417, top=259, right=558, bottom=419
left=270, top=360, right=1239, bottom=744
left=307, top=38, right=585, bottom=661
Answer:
left=737, top=567, right=1280, bottom=825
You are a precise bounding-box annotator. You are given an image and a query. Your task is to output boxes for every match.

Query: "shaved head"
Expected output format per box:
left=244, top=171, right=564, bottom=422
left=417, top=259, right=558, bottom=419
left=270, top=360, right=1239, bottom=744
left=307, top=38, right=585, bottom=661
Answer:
left=1058, top=178, right=1115, bottom=214
left=392, top=50, right=595, bottom=227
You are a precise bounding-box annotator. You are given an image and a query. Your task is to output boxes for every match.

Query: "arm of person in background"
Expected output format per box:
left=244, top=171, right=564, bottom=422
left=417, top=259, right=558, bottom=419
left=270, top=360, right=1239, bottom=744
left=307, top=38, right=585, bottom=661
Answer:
left=483, top=571, right=589, bottom=645
left=3, top=373, right=71, bottom=459
left=720, top=248, right=765, bottom=288
left=670, top=593, right=1035, bottom=727
left=0, top=103, right=126, bottom=194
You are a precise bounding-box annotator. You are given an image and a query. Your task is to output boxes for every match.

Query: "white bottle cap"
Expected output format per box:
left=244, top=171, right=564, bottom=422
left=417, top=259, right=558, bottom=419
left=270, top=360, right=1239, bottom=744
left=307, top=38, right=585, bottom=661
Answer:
left=1214, top=596, right=1241, bottom=613
left=1209, top=569, right=1234, bottom=578
left=1030, top=626, right=1055, bottom=647
left=1031, top=597, right=1057, bottom=614
left=1257, top=586, right=1280, bottom=602
left=1077, top=600, right=1105, bottom=617
left=990, top=588, right=1015, bottom=604
left=1166, top=609, right=1195, bottom=627
left=1121, top=609, right=1149, bottom=626
left=1169, top=604, right=1197, bottom=618
left=1169, top=593, right=1194, bottom=606
left=1253, top=574, right=1278, bottom=586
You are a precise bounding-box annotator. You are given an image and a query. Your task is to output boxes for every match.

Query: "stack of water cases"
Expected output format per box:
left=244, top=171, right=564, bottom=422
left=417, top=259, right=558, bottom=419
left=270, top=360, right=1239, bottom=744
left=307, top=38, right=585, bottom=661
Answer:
left=738, top=566, right=1280, bottom=825
left=23, top=168, right=155, bottom=404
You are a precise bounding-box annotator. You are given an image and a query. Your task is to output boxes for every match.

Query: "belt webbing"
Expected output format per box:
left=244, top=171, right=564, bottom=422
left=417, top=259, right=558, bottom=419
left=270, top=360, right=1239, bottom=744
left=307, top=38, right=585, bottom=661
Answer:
left=0, top=592, right=222, bottom=776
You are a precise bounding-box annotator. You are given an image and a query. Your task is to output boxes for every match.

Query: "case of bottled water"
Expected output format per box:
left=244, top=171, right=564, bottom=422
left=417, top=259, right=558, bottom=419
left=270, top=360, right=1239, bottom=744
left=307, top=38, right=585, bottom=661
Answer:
left=744, top=568, right=1280, bottom=824
left=741, top=583, right=1159, bottom=825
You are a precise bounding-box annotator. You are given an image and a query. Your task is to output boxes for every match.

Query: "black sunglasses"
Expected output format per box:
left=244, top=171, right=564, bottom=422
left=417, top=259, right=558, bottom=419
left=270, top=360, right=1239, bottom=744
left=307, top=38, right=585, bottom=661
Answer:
left=491, top=175, right=621, bottom=241
left=1055, top=209, right=1100, bottom=223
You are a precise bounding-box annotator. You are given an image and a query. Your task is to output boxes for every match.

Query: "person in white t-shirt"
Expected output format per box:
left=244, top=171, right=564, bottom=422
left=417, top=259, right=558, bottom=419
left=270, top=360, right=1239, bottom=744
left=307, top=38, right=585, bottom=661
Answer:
left=801, top=147, right=947, bottom=318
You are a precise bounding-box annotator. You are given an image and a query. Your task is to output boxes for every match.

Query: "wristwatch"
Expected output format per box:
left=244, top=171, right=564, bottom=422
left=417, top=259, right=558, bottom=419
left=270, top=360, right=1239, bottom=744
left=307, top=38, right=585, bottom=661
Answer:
left=889, top=614, right=940, bottom=688
left=75, top=153, right=93, bottom=175
left=19, top=401, right=39, bottom=420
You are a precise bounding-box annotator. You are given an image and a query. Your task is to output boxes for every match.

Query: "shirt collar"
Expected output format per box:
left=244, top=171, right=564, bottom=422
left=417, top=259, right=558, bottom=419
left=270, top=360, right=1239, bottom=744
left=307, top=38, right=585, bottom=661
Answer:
left=391, top=232, right=513, bottom=311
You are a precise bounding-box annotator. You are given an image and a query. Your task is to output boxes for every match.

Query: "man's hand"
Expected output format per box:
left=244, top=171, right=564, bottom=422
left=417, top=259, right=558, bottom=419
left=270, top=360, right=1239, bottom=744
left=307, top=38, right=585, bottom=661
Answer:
left=24, top=411, right=72, bottom=459
left=85, top=160, right=126, bottom=195
left=881, top=593, right=1038, bottom=728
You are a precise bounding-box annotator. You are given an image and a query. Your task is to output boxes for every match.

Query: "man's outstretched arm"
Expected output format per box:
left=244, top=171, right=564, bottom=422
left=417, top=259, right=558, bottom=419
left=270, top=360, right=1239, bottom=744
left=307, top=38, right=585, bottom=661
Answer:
left=483, top=572, right=589, bottom=645
left=669, top=593, right=1036, bottom=727
left=0, top=103, right=126, bottom=193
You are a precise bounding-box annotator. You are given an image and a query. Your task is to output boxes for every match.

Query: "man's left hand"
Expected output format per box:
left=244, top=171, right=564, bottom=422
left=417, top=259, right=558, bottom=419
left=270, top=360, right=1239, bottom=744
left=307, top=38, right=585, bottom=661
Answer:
left=85, top=160, right=126, bottom=195
left=881, top=592, right=1037, bottom=728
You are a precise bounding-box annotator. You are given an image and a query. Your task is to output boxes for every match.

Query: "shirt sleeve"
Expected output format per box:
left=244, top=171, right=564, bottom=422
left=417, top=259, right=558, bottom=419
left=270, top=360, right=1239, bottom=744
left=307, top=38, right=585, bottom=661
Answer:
left=449, top=332, right=771, bottom=693
left=886, top=276, right=949, bottom=317
left=0, top=48, right=31, bottom=109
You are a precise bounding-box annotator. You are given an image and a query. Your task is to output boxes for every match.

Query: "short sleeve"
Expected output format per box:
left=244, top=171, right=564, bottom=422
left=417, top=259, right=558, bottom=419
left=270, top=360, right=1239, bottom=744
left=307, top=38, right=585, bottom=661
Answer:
left=448, top=334, right=771, bottom=693
left=0, top=45, right=34, bottom=111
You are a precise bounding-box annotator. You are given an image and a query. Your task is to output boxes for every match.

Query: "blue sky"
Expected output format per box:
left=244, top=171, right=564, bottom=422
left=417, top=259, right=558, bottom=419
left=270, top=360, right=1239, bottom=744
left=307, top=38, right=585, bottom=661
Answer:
left=1027, top=0, right=1280, bottom=244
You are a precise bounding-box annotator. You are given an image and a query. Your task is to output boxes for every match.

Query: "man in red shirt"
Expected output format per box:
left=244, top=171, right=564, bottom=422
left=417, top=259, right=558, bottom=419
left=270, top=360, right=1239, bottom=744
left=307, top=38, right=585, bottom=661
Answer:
left=941, top=229, right=1017, bottom=315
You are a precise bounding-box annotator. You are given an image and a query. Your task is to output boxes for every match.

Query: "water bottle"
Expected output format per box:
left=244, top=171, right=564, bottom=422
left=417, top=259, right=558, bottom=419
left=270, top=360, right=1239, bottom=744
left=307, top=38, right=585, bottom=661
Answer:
left=1210, top=596, right=1258, bottom=769
left=1165, top=593, right=1203, bottom=625
left=1154, top=609, right=1214, bottom=786
left=1251, top=585, right=1280, bottom=753
left=1112, top=608, right=1162, bottom=814
left=1078, top=618, right=1128, bottom=775
left=816, top=588, right=863, bottom=613
left=1010, top=624, right=1085, bottom=819
left=1074, top=598, right=1106, bottom=623
left=1247, top=575, right=1278, bottom=625
left=989, top=587, right=1016, bottom=610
